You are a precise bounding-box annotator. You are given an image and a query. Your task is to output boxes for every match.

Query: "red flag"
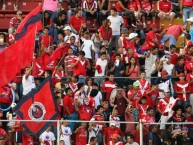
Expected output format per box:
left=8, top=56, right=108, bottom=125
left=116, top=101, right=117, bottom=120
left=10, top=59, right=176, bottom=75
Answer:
left=32, top=57, right=44, bottom=77
left=14, top=77, right=59, bottom=137
left=16, top=4, right=42, bottom=34
left=0, top=24, right=37, bottom=87
left=49, top=45, right=70, bottom=62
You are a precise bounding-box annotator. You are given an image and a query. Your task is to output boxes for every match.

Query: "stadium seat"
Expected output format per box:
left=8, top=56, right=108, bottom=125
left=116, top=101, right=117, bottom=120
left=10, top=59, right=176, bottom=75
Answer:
left=161, top=18, right=183, bottom=27
left=5, top=14, right=15, bottom=18
left=0, top=18, right=10, bottom=30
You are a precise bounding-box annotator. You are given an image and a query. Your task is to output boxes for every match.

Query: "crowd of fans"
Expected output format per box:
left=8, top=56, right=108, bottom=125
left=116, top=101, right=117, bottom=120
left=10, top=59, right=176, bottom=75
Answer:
left=1, top=0, right=193, bottom=144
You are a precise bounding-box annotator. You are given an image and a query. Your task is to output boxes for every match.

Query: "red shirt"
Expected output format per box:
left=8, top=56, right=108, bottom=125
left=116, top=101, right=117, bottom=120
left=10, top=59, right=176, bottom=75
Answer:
left=131, top=130, right=140, bottom=144
left=72, top=58, right=89, bottom=76
left=62, top=95, right=75, bottom=115
left=146, top=88, right=159, bottom=109
left=157, top=97, right=170, bottom=115
left=98, top=26, right=112, bottom=41
left=69, top=15, right=85, bottom=31
left=186, top=73, right=193, bottom=93
left=15, top=116, right=23, bottom=132
left=174, top=81, right=190, bottom=101
left=115, top=2, right=123, bottom=12
left=146, top=30, right=159, bottom=47
left=9, top=17, right=22, bottom=28
left=181, top=0, right=193, bottom=7
left=127, top=89, right=142, bottom=108
left=76, top=128, right=87, bottom=145
left=141, top=1, right=152, bottom=11
left=158, top=0, right=172, bottom=13
left=170, top=53, right=178, bottom=65
left=0, top=128, right=7, bottom=137
left=91, top=114, right=105, bottom=127
left=127, top=0, right=139, bottom=11
left=0, top=86, right=12, bottom=104
left=184, top=61, right=193, bottom=73
left=39, top=35, right=53, bottom=48
left=166, top=25, right=184, bottom=40
left=137, top=79, right=150, bottom=96
left=138, top=104, right=149, bottom=119
left=103, top=127, right=123, bottom=144
left=22, top=133, right=33, bottom=145
left=79, top=105, right=93, bottom=120
left=141, top=114, right=155, bottom=124
left=101, top=81, right=117, bottom=101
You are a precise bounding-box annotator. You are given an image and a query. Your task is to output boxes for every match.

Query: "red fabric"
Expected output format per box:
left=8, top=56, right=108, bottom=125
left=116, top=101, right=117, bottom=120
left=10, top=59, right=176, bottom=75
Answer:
left=69, top=15, right=85, bottom=31
left=127, top=0, right=139, bottom=11
left=145, top=30, right=159, bottom=48
left=0, top=24, right=36, bottom=87
left=39, top=35, right=53, bottom=48
left=186, top=73, right=193, bottom=93
left=141, top=1, right=152, bottom=11
left=16, top=4, right=42, bottom=33
left=72, top=58, right=89, bottom=76
left=158, top=0, right=172, bottom=12
left=157, top=97, right=170, bottom=114
left=50, top=45, right=69, bottom=63
left=62, top=95, right=75, bottom=115
left=92, top=114, right=105, bottom=127
left=100, top=81, right=117, bottom=101
left=79, top=105, right=93, bottom=120
left=185, top=40, right=193, bottom=53
left=98, top=26, right=112, bottom=41
left=115, top=2, right=123, bottom=12
left=75, top=128, right=87, bottom=145
left=15, top=116, right=23, bottom=132
left=0, top=86, right=12, bottom=104
left=138, top=104, right=149, bottom=119
left=95, top=65, right=102, bottom=74
left=174, top=81, right=190, bottom=101
left=0, top=128, right=7, bottom=137
left=170, top=53, right=178, bottom=65
left=32, top=57, right=44, bottom=77
left=131, top=130, right=140, bottom=144
left=181, top=0, right=193, bottom=7
left=146, top=88, right=159, bottom=109
left=166, top=25, right=184, bottom=40
left=127, top=89, right=142, bottom=108
left=184, top=61, right=193, bottom=73
left=9, top=17, right=22, bottom=28
left=103, top=127, right=123, bottom=144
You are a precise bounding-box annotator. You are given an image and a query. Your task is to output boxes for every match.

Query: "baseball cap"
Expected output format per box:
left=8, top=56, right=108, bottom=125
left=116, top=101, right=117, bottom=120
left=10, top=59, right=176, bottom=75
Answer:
left=187, top=17, right=193, bottom=23
left=110, top=121, right=116, bottom=126
left=128, top=33, right=138, bottom=40
left=178, top=73, right=185, bottom=77
left=17, top=10, right=22, bottom=15
left=161, top=70, right=168, bottom=76
left=112, top=133, right=119, bottom=139
left=63, top=26, right=71, bottom=31
left=133, top=81, right=140, bottom=87
left=150, top=23, right=157, bottom=28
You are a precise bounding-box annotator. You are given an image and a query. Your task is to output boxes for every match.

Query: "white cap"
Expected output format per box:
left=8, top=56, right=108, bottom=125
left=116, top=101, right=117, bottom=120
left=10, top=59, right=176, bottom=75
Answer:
left=128, top=33, right=138, bottom=40
left=63, top=26, right=71, bottom=31
left=110, top=121, right=116, bottom=126
left=187, top=17, right=193, bottom=22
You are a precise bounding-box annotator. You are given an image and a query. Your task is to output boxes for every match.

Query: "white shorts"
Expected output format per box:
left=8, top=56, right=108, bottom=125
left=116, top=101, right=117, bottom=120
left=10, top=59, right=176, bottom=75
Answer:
left=160, top=115, right=169, bottom=130
left=158, top=12, right=175, bottom=19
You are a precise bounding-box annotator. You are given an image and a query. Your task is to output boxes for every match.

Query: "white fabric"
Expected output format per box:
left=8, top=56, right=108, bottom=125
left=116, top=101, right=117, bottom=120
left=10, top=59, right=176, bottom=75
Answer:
left=81, top=38, right=95, bottom=59
left=93, top=91, right=102, bottom=109
left=94, top=58, right=108, bottom=76
left=158, top=80, right=170, bottom=98
left=39, top=131, right=55, bottom=145
left=107, top=15, right=124, bottom=35
left=22, top=74, right=36, bottom=95
left=125, top=142, right=139, bottom=145
left=64, top=32, right=78, bottom=43
left=60, top=126, right=72, bottom=145
left=163, top=62, right=174, bottom=75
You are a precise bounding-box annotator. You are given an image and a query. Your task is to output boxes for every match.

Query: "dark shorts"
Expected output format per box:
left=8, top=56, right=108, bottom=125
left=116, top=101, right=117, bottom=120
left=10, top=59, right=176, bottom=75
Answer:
left=85, top=12, right=97, bottom=19
left=141, top=11, right=155, bottom=18
left=15, top=131, right=22, bottom=143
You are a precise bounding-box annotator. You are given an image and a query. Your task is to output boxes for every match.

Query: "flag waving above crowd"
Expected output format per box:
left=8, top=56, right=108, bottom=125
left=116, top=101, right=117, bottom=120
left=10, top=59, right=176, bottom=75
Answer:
left=14, top=77, right=59, bottom=137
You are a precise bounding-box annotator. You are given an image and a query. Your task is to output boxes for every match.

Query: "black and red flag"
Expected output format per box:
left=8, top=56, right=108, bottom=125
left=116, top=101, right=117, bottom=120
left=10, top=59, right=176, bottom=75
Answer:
left=14, top=77, right=59, bottom=137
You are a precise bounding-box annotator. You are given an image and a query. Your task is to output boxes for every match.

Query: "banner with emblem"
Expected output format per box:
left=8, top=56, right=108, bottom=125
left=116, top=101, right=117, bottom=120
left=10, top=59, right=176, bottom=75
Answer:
left=14, top=76, right=59, bottom=137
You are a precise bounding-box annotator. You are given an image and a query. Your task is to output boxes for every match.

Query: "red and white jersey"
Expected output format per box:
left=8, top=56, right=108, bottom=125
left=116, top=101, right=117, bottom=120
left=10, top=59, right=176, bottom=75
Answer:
left=9, top=17, right=22, bottom=28
left=90, top=114, right=105, bottom=129
left=72, top=57, right=89, bottom=76
left=109, top=115, right=120, bottom=128
left=136, top=79, right=150, bottom=96
left=174, top=81, right=190, bottom=101
left=108, top=141, right=124, bottom=145
left=69, top=82, right=78, bottom=93
left=127, top=0, right=139, bottom=11
left=141, top=114, right=155, bottom=124
left=0, top=128, right=7, bottom=138
left=0, top=85, right=12, bottom=104
left=39, top=131, right=55, bottom=145
left=127, top=89, right=142, bottom=108
left=141, top=1, right=152, bottom=11
left=101, top=81, right=117, bottom=101
left=186, top=73, right=193, bottom=93
left=9, top=33, right=15, bottom=44
left=82, top=0, right=97, bottom=10
left=54, top=71, right=65, bottom=80
left=138, top=104, right=149, bottom=119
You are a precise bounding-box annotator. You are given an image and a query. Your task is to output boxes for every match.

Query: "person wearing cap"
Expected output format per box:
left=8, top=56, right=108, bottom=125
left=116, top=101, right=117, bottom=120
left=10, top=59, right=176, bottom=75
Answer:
left=108, top=133, right=124, bottom=145
left=8, top=10, right=23, bottom=35
left=107, top=8, right=124, bottom=51
left=174, top=73, right=190, bottom=107
left=127, top=81, right=142, bottom=121
left=155, top=69, right=173, bottom=99
left=126, top=33, right=139, bottom=53
left=0, top=128, right=8, bottom=145
left=63, top=25, right=78, bottom=44
left=118, top=27, right=129, bottom=48
left=187, top=17, right=193, bottom=42
left=160, top=25, right=185, bottom=48
left=103, top=122, right=123, bottom=145
left=157, top=0, right=175, bottom=26
left=158, top=54, right=175, bottom=76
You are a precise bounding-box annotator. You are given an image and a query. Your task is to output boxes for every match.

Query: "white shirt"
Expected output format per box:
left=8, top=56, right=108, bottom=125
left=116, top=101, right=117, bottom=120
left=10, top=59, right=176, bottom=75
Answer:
left=109, top=115, right=120, bottom=128
left=60, top=126, right=72, bottom=145
left=163, top=62, right=174, bottom=75
left=64, top=32, right=78, bottom=44
left=107, top=15, right=124, bottom=35
left=39, top=131, right=55, bottom=145
left=94, top=58, right=108, bottom=76
left=81, top=38, right=95, bottom=59
left=92, top=91, right=102, bottom=109
left=145, top=53, right=157, bottom=74
left=22, top=74, right=36, bottom=95
left=125, top=142, right=139, bottom=145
